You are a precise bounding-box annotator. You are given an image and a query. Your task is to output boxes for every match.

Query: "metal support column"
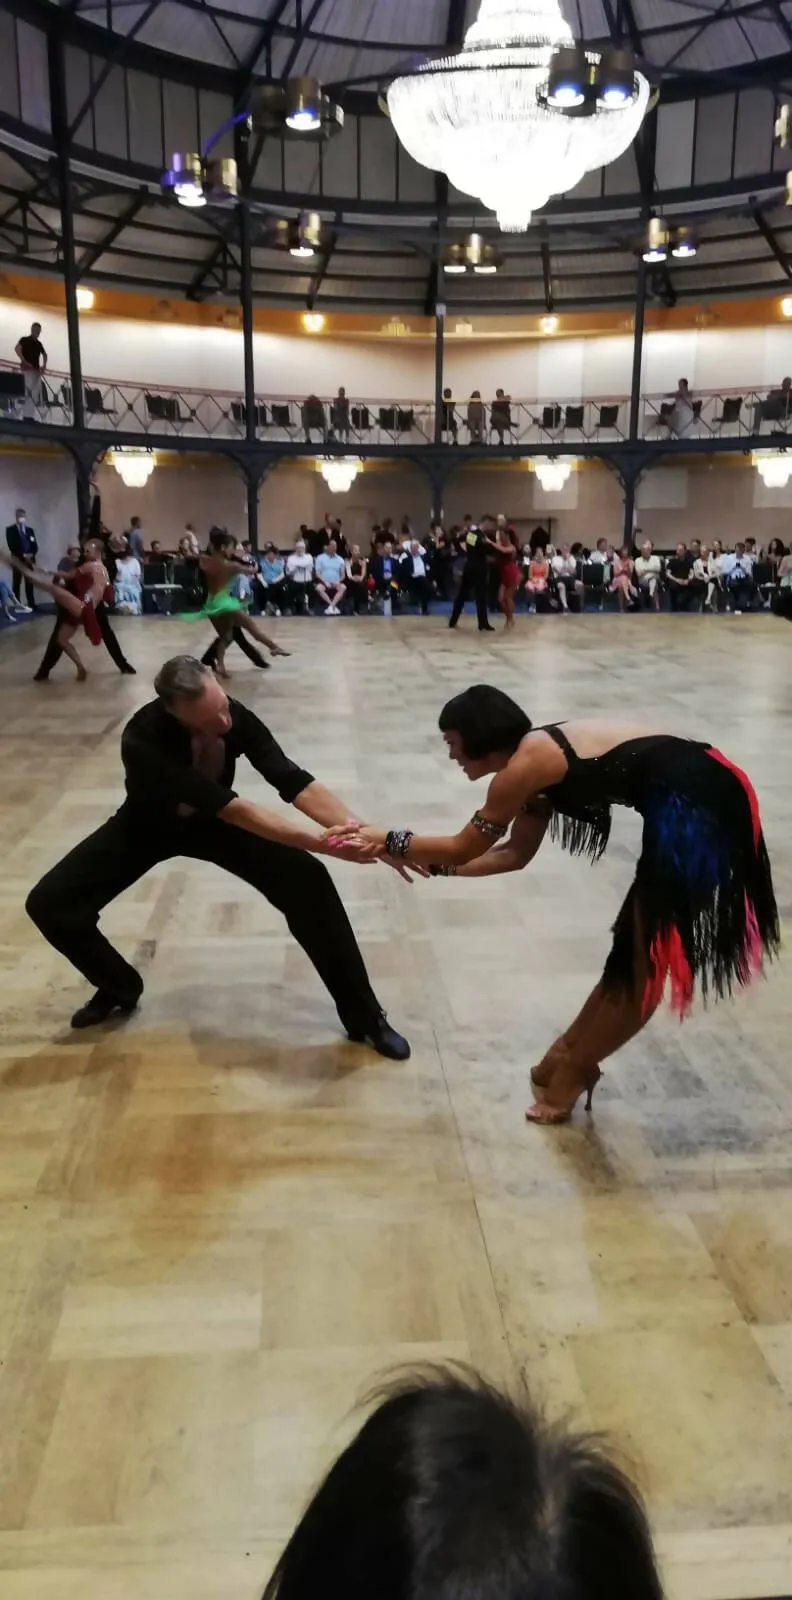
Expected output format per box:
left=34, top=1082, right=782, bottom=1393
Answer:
left=429, top=463, right=445, bottom=524
left=235, top=120, right=259, bottom=548
left=48, top=28, right=85, bottom=432
left=434, top=303, right=446, bottom=447
left=624, top=258, right=647, bottom=545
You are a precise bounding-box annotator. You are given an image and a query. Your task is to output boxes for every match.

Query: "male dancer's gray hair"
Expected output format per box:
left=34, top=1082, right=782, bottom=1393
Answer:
left=153, top=655, right=212, bottom=706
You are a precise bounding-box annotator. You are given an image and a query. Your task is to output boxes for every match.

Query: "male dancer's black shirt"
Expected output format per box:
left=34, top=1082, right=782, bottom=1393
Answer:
left=120, top=698, right=314, bottom=819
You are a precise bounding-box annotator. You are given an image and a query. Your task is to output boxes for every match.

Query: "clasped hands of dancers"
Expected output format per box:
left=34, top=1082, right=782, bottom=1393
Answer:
left=324, top=684, right=779, bottom=1124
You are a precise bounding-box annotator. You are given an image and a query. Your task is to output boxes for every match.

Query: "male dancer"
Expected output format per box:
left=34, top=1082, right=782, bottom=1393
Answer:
left=25, top=655, right=409, bottom=1058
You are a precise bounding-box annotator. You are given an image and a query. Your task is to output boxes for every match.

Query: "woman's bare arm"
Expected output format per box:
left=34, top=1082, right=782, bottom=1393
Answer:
left=454, top=804, right=549, bottom=877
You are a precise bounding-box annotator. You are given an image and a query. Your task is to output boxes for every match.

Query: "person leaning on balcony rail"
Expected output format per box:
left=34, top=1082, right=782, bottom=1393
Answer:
left=467, top=388, right=485, bottom=443
left=14, top=320, right=47, bottom=419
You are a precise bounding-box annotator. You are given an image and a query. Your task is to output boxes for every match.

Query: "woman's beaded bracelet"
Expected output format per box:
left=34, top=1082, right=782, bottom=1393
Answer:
left=385, top=829, right=414, bottom=859
left=471, top=810, right=508, bottom=840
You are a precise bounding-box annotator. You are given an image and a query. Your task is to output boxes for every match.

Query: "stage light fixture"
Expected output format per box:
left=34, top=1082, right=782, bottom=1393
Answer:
left=596, top=46, right=637, bottom=107
left=289, top=211, right=323, bottom=260
left=443, top=244, right=467, bottom=275
left=671, top=226, right=697, bottom=258
left=285, top=77, right=322, bottom=132
left=203, top=158, right=239, bottom=204
left=473, top=244, right=501, bottom=275
left=162, top=152, right=206, bottom=207
left=642, top=216, right=668, bottom=263
left=546, top=46, right=587, bottom=109
left=252, top=78, right=343, bottom=142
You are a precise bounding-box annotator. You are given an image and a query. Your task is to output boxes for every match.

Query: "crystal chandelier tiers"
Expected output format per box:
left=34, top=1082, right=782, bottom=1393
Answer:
left=319, top=458, right=362, bottom=494
left=387, top=0, right=650, bottom=232
left=752, top=450, right=792, bottom=489
left=532, top=457, right=574, bottom=491
left=109, top=447, right=157, bottom=488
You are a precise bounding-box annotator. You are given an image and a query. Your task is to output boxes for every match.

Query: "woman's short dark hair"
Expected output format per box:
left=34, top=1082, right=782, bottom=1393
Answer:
left=261, top=1367, right=663, bottom=1600
left=438, top=685, right=532, bottom=760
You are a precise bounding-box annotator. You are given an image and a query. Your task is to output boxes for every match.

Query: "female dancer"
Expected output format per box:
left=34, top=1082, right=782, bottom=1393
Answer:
left=2, top=541, right=112, bottom=679
left=190, top=528, right=289, bottom=678
left=610, top=546, right=638, bottom=612
left=330, top=685, right=779, bottom=1124
left=487, top=523, right=520, bottom=629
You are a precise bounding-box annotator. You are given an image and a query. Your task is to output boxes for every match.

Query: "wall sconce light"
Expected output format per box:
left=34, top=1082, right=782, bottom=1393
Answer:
left=302, top=311, right=325, bottom=332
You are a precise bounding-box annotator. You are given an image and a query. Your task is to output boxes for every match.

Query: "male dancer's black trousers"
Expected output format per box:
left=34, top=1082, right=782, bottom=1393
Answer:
left=26, top=807, right=382, bottom=1033
left=449, top=562, right=489, bottom=629
left=201, top=626, right=268, bottom=671
left=36, top=602, right=131, bottom=677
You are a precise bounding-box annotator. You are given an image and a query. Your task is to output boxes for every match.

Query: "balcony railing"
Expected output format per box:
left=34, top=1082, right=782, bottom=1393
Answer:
left=0, top=361, right=788, bottom=448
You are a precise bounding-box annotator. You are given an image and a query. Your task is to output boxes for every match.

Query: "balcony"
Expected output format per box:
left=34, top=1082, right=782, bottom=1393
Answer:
left=0, top=361, right=788, bottom=454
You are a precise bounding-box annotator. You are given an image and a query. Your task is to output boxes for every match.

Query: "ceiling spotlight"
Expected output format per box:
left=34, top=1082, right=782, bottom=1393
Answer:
left=546, top=46, right=587, bottom=109
left=443, top=244, right=467, bottom=275
left=285, top=77, right=322, bottom=133
left=781, top=297, right=792, bottom=317
left=597, top=46, right=637, bottom=107
left=289, top=211, right=323, bottom=259
left=302, top=311, right=325, bottom=333
left=642, top=216, right=668, bottom=263
left=252, top=78, right=343, bottom=142
left=540, top=314, right=559, bottom=333
left=162, top=152, right=206, bottom=207
left=671, top=226, right=697, bottom=258
left=473, top=245, right=501, bottom=275
left=76, top=287, right=95, bottom=311
left=203, top=158, right=238, bottom=204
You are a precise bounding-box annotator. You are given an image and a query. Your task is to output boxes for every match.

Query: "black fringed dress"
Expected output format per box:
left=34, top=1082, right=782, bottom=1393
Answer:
left=534, top=725, right=779, bottom=1017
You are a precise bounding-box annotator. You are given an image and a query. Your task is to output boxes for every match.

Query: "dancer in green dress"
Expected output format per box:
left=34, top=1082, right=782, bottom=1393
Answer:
left=191, top=527, right=290, bottom=677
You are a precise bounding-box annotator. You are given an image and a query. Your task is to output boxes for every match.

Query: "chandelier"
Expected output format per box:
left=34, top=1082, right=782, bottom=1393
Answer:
left=752, top=450, right=792, bottom=488
left=387, top=0, right=650, bottom=231
left=319, top=458, right=362, bottom=494
left=109, top=447, right=157, bottom=488
left=532, top=457, right=573, bottom=491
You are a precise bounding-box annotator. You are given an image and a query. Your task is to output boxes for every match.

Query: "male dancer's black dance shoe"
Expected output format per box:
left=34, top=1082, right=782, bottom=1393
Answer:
left=71, top=988, right=141, bottom=1028
left=346, top=1014, right=410, bottom=1061
left=120, top=663, right=137, bottom=675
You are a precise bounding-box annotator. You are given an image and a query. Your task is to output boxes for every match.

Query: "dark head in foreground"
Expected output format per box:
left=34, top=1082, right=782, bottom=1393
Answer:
left=261, top=1368, right=663, bottom=1600
left=439, top=684, right=532, bottom=779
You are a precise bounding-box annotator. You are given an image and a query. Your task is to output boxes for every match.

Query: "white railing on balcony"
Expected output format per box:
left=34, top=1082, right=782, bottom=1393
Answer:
left=0, top=360, right=788, bottom=446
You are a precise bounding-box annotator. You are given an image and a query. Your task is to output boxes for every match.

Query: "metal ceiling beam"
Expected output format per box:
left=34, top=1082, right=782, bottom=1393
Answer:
left=67, top=0, right=164, bottom=139
left=751, top=204, right=792, bottom=279
left=541, top=238, right=554, bottom=312
left=75, top=188, right=148, bottom=275
left=307, top=224, right=339, bottom=308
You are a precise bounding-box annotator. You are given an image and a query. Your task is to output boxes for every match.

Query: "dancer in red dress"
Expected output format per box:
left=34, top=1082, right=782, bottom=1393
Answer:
left=2, top=544, right=110, bottom=678
left=487, top=519, right=520, bottom=630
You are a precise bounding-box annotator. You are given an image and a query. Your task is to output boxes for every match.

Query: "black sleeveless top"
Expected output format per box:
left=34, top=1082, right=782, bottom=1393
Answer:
left=532, top=724, right=708, bottom=862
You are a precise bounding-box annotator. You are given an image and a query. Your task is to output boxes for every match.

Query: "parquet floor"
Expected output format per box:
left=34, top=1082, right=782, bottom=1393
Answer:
left=1, top=611, right=791, bottom=1600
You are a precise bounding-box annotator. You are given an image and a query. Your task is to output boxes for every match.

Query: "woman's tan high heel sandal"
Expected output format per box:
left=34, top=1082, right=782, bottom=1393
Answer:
left=525, top=1065, right=602, bottom=1126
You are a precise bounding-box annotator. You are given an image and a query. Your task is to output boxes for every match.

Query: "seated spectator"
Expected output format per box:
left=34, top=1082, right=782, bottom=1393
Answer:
left=722, top=540, right=755, bottom=613
left=285, top=538, right=313, bottom=614
left=400, top=538, right=432, bottom=613
left=441, top=386, right=458, bottom=444
left=345, top=545, right=369, bottom=614
left=551, top=543, right=583, bottom=613
left=330, top=386, right=350, bottom=442
left=666, top=541, right=695, bottom=611
left=524, top=549, right=550, bottom=611
left=767, top=536, right=787, bottom=568
left=315, top=539, right=347, bottom=614
left=610, top=545, right=638, bottom=612
left=634, top=539, right=662, bottom=610
left=467, top=389, right=485, bottom=443
left=692, top=544, right=717, bottom=610
left=0, top=575, right=31, bottom=621
left=179, top=528, right=200, bottom=558
left=762, top=375, right=792, bottom=425
left=778, top=547, right=792, bottom=593
left=113, top=541, right=143, bottom=615
left=490, top=387, right=512, bottom=444
left=258, top=542, right=287, bottom=615
left=588, top=537, right=612, bottom=578
left=260, top=1367, right=664, bottom=1600
left=302, top=393, right=327, bottom=443
left=149, top=540, right=166, bottom=560
left=58, top=542, right=82, bottom=574
left=370, top=538, right=401, bottom=611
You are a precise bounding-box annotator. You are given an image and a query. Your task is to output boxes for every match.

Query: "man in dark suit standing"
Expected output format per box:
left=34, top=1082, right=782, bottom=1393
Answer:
left=5, top=508, right=38, bottom=609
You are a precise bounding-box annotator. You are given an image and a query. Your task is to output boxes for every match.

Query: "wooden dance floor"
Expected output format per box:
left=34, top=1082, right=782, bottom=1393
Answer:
left=1, top=612, right=791, bottom=1600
